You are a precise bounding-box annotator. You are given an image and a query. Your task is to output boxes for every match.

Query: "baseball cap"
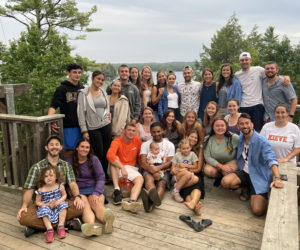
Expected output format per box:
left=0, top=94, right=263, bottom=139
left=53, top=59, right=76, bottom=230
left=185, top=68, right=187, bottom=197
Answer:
left=239, top=52, right=251, bottom=60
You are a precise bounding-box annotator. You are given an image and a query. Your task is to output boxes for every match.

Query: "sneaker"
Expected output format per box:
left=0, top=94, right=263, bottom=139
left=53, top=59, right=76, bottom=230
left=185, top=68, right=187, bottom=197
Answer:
left=112, top=189, right=123, bottom=205
left=57, top=225, right=67, bottom=239
left=24, top=226, right=36, bottom=237
left=103, top=208, right=115, bottom=233
left=173, top=192, right=184, bottom=203
left=66, top=218, right=82, bottom=231
left=81, top=223, right=102, bottom=237
left=121, top=200, right=142, bottom=213
left=45, top=229, right=54, bottom=243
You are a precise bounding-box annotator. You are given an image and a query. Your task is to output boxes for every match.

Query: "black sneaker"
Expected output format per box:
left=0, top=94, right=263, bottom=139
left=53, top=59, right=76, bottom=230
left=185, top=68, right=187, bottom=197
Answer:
left=112, top=189, right=123, bottom=205
left=24, top=226, right=36, bottom=237
left=66, top=218, right=82, bottom=231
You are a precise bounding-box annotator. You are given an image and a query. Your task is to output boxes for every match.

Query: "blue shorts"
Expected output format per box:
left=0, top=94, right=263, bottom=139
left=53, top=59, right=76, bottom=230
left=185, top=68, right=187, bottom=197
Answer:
left=63, top=127, right=82, bottom=149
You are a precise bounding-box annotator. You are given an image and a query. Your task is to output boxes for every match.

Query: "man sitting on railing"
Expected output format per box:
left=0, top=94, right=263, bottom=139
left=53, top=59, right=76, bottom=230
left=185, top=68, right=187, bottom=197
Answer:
left=17, top=135, right=101, bottom=237
left=221, top=113, right=284, bottom=216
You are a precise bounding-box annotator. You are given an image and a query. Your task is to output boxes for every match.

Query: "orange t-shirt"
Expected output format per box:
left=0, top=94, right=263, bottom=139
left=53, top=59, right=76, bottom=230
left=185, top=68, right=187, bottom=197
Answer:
left=106, top=136, right=141, bottom=166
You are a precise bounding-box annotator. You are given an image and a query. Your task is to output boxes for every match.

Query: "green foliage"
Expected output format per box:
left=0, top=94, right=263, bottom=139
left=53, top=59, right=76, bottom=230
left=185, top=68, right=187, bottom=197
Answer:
left=112, top=62, right=194, bottom=72
left=0, top=27, right=73, bottom=115
left=0, top=0, right=100, bottom=39
left=195, top=14, right=300, bottom=123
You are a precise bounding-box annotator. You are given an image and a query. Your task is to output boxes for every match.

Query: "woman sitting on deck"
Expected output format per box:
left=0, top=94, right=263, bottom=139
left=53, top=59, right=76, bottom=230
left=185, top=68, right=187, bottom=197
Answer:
left=204, top=118, right=239, bottom=187
left=160, top=109, right=183, bottom=149
left=260, top=103, right=300, bottom=163
left=176, top=130, right=205, bottom=215
left=66, top=138, right=115, bottom=235
left=136, top=107, right=155, bottom=142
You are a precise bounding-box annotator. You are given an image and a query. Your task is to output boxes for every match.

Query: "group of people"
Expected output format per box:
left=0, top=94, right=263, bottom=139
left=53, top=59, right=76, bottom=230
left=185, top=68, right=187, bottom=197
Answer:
left=17, top=51, right=299, bottom=243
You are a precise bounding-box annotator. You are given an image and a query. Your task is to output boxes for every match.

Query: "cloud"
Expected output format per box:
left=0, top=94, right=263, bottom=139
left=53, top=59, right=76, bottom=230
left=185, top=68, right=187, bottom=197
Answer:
left=1, top=0, right=300, bottom=63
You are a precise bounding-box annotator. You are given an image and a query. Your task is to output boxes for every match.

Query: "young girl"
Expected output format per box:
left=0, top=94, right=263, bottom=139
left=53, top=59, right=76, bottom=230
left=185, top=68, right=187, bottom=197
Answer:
left=171, top=139, right=199, bottom=203
left=203, top=101, right=219, bottom=135
left=224, top=98, right=241, bottom=135
left=147, top=141, right=167, bottom=179
left=35, top=166, right=68, bottom=243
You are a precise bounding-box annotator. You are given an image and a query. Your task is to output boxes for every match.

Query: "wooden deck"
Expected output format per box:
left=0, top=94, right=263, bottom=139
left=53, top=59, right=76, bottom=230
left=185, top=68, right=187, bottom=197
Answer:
left=0, top=179, right=269, bottom=250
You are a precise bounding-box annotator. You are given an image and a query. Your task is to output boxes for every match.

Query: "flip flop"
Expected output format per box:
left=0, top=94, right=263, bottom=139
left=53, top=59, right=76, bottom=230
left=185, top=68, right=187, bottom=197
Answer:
left=141, top=188, right=153, bottom=212
left=148, top=188, right=161, bottom=206
left=193, top=219, right=213, bottom=232
left=179, top=215, right=197, bottom=229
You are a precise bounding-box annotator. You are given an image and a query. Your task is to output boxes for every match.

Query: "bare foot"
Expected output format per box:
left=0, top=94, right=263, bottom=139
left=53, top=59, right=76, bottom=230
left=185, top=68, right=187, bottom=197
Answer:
left=194, top=202, right=202, bottom=216
left=184, top=200, right=197, bottom=210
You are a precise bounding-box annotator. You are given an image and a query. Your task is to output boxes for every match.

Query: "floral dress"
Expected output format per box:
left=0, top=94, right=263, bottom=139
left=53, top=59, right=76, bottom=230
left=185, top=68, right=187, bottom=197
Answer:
left=36, top=184, right=68, bottom=224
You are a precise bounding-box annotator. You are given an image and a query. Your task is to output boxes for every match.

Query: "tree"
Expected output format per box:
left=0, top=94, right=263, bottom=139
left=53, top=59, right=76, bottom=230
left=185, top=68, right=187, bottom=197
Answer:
left=0, top=0, right=100, bottom=40
left=0, top=0, right=101, bottom=115
left=195, top=14, right=300, bottom=123
left=194, top=14, right=245, bottom=79
left=1, top=26, right=73, bottom=115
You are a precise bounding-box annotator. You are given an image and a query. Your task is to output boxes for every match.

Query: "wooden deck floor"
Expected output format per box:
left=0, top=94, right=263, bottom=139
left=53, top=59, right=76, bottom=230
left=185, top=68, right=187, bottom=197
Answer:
left=0, top=179, right=266, bottom=250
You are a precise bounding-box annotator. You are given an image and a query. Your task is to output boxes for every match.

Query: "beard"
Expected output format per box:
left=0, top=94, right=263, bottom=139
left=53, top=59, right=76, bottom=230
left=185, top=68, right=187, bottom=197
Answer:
left=266, top=72, right=277, bottom=79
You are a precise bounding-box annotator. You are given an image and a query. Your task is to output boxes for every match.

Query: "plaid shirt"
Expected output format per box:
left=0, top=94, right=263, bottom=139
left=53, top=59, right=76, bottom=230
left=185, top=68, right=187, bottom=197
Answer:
left=24, top=158, right=76, bottom=189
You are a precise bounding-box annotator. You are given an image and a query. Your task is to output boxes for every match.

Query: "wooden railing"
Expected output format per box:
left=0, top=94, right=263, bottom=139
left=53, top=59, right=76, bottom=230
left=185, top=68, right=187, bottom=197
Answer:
left=0, top=114, right=64, bottom=189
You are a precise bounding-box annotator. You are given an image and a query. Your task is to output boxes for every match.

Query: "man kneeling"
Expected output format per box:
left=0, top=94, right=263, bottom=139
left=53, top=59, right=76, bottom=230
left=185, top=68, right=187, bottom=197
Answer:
left=221, top=113, right=284, bottom=216
left=107, top=122, right=144, bottom=212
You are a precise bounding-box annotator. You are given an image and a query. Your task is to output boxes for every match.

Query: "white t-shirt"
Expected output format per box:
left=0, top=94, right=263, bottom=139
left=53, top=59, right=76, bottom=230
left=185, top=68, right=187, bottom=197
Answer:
left=167, top=92, right=179, bottom=108
left=242, top=144, right=249, bottom=174
left=235, top=66, right=265, bottom=107
left=260, top=122, right=300, bottom=163
left=140, top=138, right=175, bottom=158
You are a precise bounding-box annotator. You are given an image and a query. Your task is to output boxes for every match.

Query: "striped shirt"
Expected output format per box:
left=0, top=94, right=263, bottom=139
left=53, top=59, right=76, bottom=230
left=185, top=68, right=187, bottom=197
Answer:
left=24, top=158, right=76, bottom=189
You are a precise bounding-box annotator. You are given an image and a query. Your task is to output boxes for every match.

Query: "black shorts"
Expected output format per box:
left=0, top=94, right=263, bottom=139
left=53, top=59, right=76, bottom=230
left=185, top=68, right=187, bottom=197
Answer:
left=180, top=172, right=205, bottom=200
left=234, top=170, right=268, bottom=200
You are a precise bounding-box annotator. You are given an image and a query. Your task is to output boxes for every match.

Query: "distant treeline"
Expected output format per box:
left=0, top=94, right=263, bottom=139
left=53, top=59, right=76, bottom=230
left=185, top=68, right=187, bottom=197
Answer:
left=112, top=62, right=195, bottom=72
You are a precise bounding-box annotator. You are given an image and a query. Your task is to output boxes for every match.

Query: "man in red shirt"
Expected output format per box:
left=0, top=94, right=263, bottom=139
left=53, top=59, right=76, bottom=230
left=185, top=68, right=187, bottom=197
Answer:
left=107, top=122, right=144, bottom=212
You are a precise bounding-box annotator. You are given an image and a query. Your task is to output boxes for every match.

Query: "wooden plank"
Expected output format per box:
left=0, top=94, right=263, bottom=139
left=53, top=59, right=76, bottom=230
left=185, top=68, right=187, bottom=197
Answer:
left=1, top=121, right=11, bottom=185
left=0, top=232, right=46, bottom=250
left=0, top=142, right=5, bottom=184
left=33, top=123, right=41, bottom=163
left=261, top=162, right=298, bottom=250
left=25, top=124, right=32, bottom=171
left=16, top=123, right=26, bottom=187
left=8, top=122, right=19, bottom=187
left=0, top=114, right=64, bottom=123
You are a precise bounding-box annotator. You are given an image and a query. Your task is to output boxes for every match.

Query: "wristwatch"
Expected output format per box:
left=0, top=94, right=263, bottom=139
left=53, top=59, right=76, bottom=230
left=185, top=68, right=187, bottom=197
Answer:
left=74, top=194, right=82, bottom=199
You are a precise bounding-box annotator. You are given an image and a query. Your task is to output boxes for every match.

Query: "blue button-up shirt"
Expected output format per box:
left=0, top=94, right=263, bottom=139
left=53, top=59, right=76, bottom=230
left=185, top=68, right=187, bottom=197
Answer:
left=237, top=130, right=278, bottom=194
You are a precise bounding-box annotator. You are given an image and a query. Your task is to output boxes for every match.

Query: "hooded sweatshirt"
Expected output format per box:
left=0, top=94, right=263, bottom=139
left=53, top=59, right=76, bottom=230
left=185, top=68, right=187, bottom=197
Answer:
left=77, top=86, right=110, bottom=132
left=108, top=94, right=131, bottom=137
left=50, top=80, right=84, bottom=128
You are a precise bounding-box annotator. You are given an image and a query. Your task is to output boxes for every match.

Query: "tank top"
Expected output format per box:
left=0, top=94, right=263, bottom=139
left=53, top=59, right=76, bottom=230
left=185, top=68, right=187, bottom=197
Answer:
left=165, top=129, right=180, bottom=149
left=139, top=123, right=152, bottom=142
left=198, top=82, right=218, bottom=120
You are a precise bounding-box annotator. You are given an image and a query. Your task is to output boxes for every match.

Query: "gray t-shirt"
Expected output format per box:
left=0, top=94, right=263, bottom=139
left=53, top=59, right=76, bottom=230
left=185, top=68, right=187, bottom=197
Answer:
left=235, top=66, right=265, bottom=107
left=262, top=77, right=296, bottom=121
left=172, top=151, right=198, bottom=165
left=93, top=95, right=107, bottom=119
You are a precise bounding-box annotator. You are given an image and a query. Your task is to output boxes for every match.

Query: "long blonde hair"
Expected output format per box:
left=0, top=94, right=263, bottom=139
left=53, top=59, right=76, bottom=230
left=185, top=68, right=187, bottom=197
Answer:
left=141, top=66, right=154, bottom=89
left=203, top=101, right=219, bottom=127
left=182, top=110, right=198, bottom=136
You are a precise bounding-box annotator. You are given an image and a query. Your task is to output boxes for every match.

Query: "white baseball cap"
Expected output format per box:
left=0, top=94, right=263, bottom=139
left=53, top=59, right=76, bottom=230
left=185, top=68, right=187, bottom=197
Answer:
left=239, top=52, right=251, bottom=60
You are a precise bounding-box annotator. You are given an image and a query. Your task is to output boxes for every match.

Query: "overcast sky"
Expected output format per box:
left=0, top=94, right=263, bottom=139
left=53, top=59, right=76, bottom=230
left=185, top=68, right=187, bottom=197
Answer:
left=0, top=0, right=299, bottom=63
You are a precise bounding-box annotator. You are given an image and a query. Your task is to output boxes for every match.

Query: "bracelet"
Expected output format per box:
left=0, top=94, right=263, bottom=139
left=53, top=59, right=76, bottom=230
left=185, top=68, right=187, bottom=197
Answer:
left=73, top=194, right=82, bottom=199
left=273, top=176, right=280, bottom=181
left=289, top=114, right=294, bottom=118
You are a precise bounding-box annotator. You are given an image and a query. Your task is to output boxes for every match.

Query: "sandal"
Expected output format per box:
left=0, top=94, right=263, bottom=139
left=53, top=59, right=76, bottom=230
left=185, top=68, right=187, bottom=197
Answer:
left=179, top=215, right=197, bottom=229
left=148, top=188, right=161, bottom=206
left=141, top=188, right=153, bottom=212
left=239, top=190, right=250, bottom=201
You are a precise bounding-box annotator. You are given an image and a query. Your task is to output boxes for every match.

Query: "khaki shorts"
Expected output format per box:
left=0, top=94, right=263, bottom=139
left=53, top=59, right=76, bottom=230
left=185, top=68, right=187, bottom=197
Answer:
left=119, top=165, right=142, bottom=181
